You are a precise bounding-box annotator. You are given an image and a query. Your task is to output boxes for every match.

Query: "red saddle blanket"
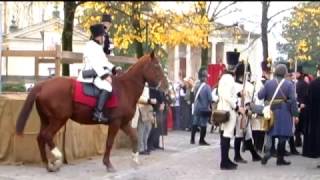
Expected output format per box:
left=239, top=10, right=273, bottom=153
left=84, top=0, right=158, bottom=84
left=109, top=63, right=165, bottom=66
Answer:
left=72, top=79, right=118, bottom=108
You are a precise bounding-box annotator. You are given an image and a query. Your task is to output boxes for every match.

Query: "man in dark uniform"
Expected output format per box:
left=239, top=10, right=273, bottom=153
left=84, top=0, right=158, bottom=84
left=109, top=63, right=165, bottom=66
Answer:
left=101, top=14, right=114, bottom=56
left=269, top=61, right=299, bottom=156
left=190, top=68, right=213, bottom=146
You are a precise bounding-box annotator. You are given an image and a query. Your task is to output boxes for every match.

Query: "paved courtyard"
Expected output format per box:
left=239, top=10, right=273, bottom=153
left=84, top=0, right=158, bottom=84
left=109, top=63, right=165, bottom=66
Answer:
left=1, top=130, right=320, bottom=180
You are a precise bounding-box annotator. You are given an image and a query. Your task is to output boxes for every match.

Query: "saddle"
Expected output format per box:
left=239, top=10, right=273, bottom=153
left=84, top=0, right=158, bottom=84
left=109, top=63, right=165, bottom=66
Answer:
left=72, top=79, right=118, bottom=108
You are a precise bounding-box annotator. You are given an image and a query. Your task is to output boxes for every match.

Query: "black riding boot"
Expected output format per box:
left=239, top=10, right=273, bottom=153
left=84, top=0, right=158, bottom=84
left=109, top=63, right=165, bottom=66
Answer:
left=199, top=126, right=210, bottom=145
left=220, top=135, right=237, bottom=170
left=93, top=90, right=111, bottom=123
left=245, top=139, right=262, bottom=161
left=294, top=132, right=302, bottom=147
left=289, top=136, right=300, bottom=155
left=277, top=139, right=291, bottom=166
left=190, top=125, right=197, bottom=144
left=270, top=137, right=276, bottom=157
left=234, top=138, right=247, bottom=163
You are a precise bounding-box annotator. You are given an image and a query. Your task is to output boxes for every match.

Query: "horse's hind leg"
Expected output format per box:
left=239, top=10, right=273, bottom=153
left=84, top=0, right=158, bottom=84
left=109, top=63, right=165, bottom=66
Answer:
left=121, top=124, right=139, bottom=165
left=41, top=119, right=67, bottom=172
left=103, top=122, right=120, bottom=172
left=36, top=102, right=49, bottom=165
left=37, top=122, right=49, bottom=165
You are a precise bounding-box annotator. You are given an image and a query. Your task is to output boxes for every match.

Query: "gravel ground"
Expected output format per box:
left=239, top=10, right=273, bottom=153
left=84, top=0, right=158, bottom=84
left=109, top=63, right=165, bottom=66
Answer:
left=1, top=130, right=320, bottom=180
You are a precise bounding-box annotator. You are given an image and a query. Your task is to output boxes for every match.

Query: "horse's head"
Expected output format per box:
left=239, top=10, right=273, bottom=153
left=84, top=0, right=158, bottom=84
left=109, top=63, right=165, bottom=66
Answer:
left=141, top=51, right=169, bottom=93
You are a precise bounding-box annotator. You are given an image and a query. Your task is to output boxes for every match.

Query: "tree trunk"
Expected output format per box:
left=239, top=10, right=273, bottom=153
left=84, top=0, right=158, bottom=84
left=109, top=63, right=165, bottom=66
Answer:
left=261, top=1, right=269, bottom=62
left=131, top=3, right=144, bottom=58
left=200, top=2, right=209, bottom=67
left=134, top=41, right=144, bottom=58
left=201, top=46, right=209, bottom=67
left=62, top=2, right=76, bottom=76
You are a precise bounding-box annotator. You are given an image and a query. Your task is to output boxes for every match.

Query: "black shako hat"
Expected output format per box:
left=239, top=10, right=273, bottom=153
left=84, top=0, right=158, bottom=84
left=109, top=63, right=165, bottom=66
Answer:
left=90, top=24, right=105, bottom=38
left=226, top=49, right=240, bottom=66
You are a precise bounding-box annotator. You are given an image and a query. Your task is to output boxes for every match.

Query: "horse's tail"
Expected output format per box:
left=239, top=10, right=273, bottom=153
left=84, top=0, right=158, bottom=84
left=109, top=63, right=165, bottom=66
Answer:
left=16, top=84, right=41, bottom=135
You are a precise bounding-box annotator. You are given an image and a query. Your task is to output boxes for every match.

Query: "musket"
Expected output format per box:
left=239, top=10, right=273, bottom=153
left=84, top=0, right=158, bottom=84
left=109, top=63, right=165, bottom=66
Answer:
left=240, top=31, right=254, bottom=151
left=240, top=31, right=252, bottom=130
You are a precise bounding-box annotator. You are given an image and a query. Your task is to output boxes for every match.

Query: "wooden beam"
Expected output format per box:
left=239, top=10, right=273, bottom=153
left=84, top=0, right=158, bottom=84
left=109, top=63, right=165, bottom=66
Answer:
left=61, top=51, right=137, bottom=64
left=108, top=55, right=137, bottom=64
left=38, top=58, right=56, bottom=63
left=1, top=50, right=56, bottom=57
left=55, top=46, right=62, bottom=77
left=34, top=57, right=39, bottom=81
left=61, top=51, right=82, bottom=61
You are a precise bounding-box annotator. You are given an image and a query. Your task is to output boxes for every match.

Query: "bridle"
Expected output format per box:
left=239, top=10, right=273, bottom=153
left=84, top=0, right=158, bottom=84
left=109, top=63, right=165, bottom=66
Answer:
left=126, top=59, right=165, bottom=91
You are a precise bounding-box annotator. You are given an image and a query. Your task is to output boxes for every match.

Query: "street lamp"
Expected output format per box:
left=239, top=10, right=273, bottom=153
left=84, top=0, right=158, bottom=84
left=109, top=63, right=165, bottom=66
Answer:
left=40, top=31, right=44, bottom=51
left=142, top=10, right=151, bottom=53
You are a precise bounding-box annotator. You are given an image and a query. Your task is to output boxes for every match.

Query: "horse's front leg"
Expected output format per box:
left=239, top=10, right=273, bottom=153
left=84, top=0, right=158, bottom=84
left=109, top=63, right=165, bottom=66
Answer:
left=103, top=122, right=120, bottom=172
left=121, top=123, right=139, bottom=165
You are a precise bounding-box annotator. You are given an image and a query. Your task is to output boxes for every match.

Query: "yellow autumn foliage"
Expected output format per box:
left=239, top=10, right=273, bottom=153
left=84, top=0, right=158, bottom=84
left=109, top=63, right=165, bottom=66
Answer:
left=78, top=1, right=210, bottom=50
left=283, top=2, right=320, bottom=61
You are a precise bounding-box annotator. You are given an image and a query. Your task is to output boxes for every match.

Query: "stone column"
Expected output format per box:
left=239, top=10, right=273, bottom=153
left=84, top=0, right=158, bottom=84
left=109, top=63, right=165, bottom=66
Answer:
left=186, top=45, right=191, bottom=78
left=167, top=45, right=175, bottom=81
left=174, top=45, right=180, bottom=81
left=211, top=42, right=216, bottom=64
left=190, top=46, right=201, bottom=80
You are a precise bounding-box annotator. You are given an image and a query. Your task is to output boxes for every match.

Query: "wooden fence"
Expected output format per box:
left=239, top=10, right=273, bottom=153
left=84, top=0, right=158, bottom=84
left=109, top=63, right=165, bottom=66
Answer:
left=1, top=45, right=137, bottom=81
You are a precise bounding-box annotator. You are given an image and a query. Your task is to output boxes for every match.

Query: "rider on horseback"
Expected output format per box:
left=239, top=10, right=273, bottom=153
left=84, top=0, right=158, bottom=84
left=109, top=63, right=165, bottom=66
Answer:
left=77, top=23, right=120, bottom=123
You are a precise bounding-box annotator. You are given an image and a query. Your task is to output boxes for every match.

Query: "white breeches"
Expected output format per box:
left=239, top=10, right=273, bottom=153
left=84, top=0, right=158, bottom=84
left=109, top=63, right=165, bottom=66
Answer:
left=221, top=110, right=237, bottom=138
left=94, top=77, right=112, bottom=92
left=235, top=117, right=253, bottom=140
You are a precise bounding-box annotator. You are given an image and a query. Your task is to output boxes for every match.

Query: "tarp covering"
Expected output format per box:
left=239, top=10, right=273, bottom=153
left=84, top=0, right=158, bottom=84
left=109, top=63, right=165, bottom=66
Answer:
left=0, top=93, right=130, bottom=165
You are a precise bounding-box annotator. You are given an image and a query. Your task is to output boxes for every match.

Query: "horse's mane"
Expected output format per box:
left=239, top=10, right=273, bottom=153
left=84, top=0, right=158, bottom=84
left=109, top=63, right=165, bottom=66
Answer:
left=125, top=55, right=150, bottom=73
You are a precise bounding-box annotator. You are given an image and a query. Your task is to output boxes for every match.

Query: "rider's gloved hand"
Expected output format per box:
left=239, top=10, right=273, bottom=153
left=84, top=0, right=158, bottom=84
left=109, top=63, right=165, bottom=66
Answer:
left=112, top=66, right=122, bottom=75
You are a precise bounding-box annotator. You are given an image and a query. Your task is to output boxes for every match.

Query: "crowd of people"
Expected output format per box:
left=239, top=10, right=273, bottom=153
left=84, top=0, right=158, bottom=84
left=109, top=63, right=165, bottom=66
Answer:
left=80, top=13, right=320, bottom=171
left=205, top=50, right=320, bottom=170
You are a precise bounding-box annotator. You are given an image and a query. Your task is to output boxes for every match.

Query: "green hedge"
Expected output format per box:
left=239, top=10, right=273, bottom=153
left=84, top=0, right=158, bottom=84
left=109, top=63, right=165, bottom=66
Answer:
left=2, top=83, right=26, bottom=92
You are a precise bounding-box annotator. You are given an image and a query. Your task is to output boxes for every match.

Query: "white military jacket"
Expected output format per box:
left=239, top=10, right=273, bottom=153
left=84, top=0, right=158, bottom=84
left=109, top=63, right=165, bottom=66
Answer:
left=77, top=40, right=115, bottom=83
left=217, top=73, right=238, bottom=138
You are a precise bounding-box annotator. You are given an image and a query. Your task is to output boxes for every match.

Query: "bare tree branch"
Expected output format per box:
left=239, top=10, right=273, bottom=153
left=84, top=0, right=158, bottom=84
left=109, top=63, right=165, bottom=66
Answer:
left=210, top=1, right=222, bottom=20
left=267, top=7, right=293, bottom=21
left=239, top=35, right=260, bottom=53
left=210, top=1, right=236, bottom=21
left=206, top=1, right=212, bottom=14
left=215, top=8, right=241, bottom=21
left=267, top=21, right=279, bottom=33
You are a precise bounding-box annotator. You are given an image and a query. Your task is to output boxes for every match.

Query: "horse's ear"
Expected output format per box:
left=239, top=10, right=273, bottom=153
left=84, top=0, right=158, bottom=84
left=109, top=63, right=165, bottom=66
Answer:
left=150, top=50, right=155, bottom=60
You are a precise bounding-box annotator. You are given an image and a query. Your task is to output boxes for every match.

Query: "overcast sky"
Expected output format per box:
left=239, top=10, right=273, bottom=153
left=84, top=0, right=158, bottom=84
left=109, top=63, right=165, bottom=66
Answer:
left=158, top=1, right=301, bottom=58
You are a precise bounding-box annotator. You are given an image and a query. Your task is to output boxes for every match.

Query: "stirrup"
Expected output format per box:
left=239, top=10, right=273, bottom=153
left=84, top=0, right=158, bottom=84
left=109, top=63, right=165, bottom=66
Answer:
left=93, top=111, right=109, bottom=123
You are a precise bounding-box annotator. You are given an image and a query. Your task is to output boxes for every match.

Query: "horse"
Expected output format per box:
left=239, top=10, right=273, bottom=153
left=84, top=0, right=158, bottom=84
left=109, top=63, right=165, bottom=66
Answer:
left=15, top=52, right=169, bottom=172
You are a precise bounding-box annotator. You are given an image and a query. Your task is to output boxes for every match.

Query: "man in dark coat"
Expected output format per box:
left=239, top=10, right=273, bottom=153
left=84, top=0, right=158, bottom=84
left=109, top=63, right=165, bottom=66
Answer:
left=147, top=88, right=165, bottom=150
left=295, top=65, right=308, bottom=147
left=303, top=77, right=320, bottom=158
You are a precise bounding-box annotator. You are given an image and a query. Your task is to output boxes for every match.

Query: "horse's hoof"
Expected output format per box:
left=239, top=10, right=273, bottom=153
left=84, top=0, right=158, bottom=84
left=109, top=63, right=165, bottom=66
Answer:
left=132, top=152, right=140, bottom=165
left=132, top=159, right=140, bottom=166
left=107, top=166, right=116, bottom=173
left=47, top=162, right=60, bottom=172
left=47, top=159, right=62, bottom=172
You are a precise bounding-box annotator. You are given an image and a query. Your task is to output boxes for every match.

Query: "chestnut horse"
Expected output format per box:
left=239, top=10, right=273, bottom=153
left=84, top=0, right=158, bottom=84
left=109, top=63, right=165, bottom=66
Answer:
left=15, top=52, right=168, bottom=172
